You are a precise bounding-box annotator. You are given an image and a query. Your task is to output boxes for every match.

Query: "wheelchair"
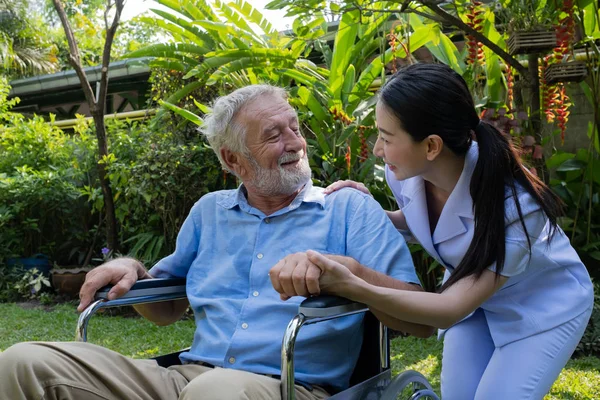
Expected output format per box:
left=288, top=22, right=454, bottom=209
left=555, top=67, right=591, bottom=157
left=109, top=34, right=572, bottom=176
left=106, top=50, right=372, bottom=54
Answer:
left=76, top=278, right=440, bottom=400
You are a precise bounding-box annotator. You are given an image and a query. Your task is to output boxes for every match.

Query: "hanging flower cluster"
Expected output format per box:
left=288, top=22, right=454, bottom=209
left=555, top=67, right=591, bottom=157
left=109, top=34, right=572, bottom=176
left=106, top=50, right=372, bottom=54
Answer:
left=540, top=58, right=560, bottom=124
left=556, top=86, right=572, bottom=143
left=330, top=105, right=353, bottom=125
left=553, top=0, right=575, bottom=63
left=358, top=125, right=369, bottom=163
left=387, top=30, right=399, bottom=74
left=345, top=140, right=352, bottom=174
left=465, top=1, right=485, bottom=67
left=505, top=65, right=514, bottom=112
left=538, top=0, right=575, bottom=144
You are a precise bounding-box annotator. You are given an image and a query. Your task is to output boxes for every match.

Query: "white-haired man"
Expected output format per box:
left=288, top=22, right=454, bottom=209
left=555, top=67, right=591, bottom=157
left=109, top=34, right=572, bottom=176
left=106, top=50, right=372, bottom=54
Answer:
left=0, top=85, right=430, bottom=400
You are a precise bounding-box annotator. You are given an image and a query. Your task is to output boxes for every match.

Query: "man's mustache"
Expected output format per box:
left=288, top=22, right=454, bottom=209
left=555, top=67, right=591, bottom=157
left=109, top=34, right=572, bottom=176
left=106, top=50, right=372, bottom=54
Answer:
left=278, top=151, right=305, bottom=165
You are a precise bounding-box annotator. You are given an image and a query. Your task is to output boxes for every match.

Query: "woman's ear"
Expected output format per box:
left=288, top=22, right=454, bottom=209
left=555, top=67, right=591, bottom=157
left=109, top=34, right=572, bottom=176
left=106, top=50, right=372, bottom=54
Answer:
left=221, top=148, right=247, bottom=177
left=424, top=135, right=444, bottom=161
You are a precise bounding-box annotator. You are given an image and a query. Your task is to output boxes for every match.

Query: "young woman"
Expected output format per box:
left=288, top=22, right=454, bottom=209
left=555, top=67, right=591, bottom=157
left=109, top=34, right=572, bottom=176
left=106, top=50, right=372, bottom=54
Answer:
left=312, top=63, right=594, bottom=399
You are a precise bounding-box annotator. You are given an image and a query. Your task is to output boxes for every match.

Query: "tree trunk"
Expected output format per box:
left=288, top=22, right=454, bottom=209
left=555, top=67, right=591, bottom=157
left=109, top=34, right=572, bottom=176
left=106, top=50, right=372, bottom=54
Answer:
left=91, top=112, right=119, bottom=252
left=52, top=0, right=123, bottom=252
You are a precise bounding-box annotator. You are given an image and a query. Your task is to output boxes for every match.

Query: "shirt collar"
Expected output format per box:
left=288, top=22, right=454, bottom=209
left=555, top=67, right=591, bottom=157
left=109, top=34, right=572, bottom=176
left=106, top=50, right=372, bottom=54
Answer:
left=216, top=179, right=325, bottom=211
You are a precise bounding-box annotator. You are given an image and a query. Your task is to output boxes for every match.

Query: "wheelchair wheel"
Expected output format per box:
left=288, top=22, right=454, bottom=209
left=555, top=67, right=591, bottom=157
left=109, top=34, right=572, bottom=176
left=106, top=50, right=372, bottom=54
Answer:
left=380, top=370, right=440, bottom=400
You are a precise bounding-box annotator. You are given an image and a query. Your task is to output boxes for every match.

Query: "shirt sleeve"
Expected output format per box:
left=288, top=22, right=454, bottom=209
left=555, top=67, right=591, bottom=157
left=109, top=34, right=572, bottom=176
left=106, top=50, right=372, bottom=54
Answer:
left=148, top=202, right=201, bottom=279
left=487, top=190, right=547, bottom=277
left=345, top=192, right=420, bottom=285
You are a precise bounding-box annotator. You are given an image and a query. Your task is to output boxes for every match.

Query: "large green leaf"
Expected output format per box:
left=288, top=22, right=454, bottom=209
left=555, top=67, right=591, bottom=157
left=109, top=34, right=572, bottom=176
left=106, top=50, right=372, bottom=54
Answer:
left=329, top=10, right=360, bottom=100
left=229, top=0, right=277, bottom=36
left=138, top=16, right=213, bottom=48
left=149, top=9, right=216, bottom=48
left=207, top=56, right=295, bottom=84
left=297, top=85, right=328, bottom=122
left=341, top=64, right=355, bottom=106
left=126, top=43, right=210, bottom=59
left=213, top=0, right=266, bottom=45
left=148, top=59, right=187, bottom=72
left=160, top=101, right=204, bottom=126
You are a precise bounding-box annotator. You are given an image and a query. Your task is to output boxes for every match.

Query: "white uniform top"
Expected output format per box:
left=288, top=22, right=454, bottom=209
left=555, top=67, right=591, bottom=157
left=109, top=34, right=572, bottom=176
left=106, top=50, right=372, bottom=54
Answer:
left=385, top=142, right=594, bottom=346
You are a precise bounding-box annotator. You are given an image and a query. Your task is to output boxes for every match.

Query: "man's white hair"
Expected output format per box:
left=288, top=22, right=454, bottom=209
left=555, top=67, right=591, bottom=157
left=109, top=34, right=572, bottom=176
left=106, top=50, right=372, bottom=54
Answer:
left=200, top=84, right=288, bottom=172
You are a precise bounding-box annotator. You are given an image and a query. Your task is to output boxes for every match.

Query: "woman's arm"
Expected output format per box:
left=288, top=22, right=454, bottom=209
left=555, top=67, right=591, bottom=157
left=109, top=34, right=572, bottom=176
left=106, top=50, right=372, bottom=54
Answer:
left=348, top=269, right=507, bottom=329
left=310, top=251, right=507, bottom=330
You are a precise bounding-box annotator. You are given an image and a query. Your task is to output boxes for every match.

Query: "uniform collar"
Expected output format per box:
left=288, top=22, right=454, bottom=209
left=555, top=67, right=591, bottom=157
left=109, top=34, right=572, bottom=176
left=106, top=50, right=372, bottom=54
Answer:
left=400, top=142, right=478, bottom=263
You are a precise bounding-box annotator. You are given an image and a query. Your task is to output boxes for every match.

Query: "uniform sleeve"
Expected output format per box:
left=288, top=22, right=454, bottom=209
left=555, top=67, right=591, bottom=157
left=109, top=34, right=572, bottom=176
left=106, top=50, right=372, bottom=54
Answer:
left=487, top=190, right=547, bottom=277
left=346, top=192, right=420, bottom=285
left=148, top=202, right=201, bottom=278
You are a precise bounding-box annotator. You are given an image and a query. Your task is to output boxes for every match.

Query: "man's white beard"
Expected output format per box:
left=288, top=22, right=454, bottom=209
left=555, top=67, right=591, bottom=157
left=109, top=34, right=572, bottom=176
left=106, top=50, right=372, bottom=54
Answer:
left=247, top=151, right=311, bottom=196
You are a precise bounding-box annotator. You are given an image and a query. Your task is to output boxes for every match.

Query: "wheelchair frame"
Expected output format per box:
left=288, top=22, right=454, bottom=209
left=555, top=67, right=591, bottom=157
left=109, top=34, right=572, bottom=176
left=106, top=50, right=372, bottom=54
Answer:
left=76, top=278, right=439, bottom=400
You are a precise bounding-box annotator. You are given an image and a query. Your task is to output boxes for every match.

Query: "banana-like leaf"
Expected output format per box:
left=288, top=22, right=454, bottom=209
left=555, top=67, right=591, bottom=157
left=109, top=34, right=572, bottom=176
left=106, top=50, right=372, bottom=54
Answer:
left=297, top=85, right=329, bottom=122
left=154, top=0, right=197, bottom=20
left=185, top=48, right=295, bottom=79
left=127, top=43, right=210, bottom=59
left=152, top=80, right=206, bottom=123
left=341, top=64, right=355, bottom=106
left=213, top=0, right=266, bottom=45
left=409, top=14, right=463, bottom=73
left=348, top=11, right=388, bottom=68
left=193, top=99, right=212, bottom=114
left=193, top=21, right=257, bottom=48
left=139, top=15, right=215, bottom=49
left=160, top=101, right=204, bottom=126
left=329, top=10, right=360, bottom=100
left=228, top=0, right=277, bottom=36
left=149, top=59, right=187, bottom=72
left=207, top=56, right=295, bottom=84
left=482, top=10, right=505, bottom=106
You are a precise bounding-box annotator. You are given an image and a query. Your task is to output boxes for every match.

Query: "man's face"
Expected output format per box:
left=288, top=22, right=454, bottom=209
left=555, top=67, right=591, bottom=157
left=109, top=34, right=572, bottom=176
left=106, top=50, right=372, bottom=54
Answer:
left=236, top=94, right=311, bottom=196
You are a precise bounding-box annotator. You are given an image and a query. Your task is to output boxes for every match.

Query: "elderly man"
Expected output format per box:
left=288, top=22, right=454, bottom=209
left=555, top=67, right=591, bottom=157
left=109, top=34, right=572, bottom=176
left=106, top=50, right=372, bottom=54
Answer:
left=0, top=85, right=429, bottom=400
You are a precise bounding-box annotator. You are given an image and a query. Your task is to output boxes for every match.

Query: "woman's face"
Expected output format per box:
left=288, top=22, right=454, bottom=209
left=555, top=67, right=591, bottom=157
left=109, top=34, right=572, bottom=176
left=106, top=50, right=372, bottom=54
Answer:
left=373, top=101, right=429, bottom=181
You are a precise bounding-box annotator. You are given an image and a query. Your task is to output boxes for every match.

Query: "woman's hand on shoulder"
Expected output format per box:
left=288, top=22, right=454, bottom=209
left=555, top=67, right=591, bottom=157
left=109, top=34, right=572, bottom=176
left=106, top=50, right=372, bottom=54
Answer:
left=323, top=180, right=372, bottom=196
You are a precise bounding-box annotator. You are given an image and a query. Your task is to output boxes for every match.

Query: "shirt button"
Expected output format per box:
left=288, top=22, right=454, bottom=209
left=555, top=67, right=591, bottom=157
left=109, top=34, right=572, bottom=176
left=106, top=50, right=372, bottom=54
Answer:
left=241, top=323, right=248, bottom=329
left=257, top=253, right=263, bottom=259
left=264, top=218, right=270, bottom=224
left=229, top=357, right=236, bottom=364
left=252, top=291, right=259, bottom=297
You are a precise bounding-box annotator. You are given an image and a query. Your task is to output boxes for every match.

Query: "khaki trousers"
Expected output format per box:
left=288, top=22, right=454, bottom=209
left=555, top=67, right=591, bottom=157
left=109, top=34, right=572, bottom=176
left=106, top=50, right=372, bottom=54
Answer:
left=0, top=342, right=330, bottom=400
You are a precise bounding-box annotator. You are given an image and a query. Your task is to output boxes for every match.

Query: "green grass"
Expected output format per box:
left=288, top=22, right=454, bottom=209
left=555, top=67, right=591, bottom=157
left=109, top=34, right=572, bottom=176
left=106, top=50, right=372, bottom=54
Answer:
left=1, top=302, right=599, bottom=399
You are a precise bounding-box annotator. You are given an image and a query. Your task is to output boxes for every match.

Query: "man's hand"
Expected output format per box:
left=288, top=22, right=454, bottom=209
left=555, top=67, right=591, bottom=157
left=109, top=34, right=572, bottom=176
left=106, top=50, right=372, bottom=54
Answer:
left=269, top=252, right=363, bottom=300
left=269, top=253, right=322, bottom=300
left=77, top=257, right=151, bottom=312
left=306, top=251, right=362, bottom=297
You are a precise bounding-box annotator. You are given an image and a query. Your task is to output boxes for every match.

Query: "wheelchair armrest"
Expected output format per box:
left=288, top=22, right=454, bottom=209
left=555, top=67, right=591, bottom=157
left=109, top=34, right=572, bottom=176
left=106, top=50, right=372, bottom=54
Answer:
left=94, top=277, right=187, bottom=301
left=299, top=295, right=367, bottom=319
left=77, top=278, right=187, bottom=342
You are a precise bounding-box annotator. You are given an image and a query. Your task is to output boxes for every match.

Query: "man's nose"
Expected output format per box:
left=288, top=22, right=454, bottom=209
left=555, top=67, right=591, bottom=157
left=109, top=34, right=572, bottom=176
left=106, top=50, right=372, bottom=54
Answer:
left=283, top=129, right=304, bottom=152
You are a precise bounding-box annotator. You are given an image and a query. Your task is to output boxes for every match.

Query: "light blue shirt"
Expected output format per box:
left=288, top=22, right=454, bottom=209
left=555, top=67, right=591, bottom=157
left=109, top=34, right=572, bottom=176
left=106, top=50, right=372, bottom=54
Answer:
left=386, top=142, right=593, bottom=346
left=149, top=181, right=418, bottom=390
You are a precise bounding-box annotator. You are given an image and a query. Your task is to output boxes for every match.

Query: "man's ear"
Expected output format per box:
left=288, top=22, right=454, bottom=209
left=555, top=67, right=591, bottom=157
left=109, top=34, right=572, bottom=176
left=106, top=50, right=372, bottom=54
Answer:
left=424, top=135, right=444, bottom=161
left=221, top=148, right=247, bottom=177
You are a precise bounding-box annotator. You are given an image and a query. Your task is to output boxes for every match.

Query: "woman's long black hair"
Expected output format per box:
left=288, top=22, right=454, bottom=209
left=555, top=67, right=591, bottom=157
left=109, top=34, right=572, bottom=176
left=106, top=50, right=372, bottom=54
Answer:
left=379, top=63, right=563, bottom=291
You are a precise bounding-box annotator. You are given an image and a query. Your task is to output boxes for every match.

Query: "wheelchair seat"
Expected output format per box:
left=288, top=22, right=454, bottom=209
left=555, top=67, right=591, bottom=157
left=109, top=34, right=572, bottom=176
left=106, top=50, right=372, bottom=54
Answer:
left=77, top=278, right=439, bottom=400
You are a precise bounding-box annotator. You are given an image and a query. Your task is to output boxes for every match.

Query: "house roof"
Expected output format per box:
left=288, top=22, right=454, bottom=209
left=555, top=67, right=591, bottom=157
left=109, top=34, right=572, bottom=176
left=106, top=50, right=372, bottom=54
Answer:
left=8, top=57, right=151, bottom=98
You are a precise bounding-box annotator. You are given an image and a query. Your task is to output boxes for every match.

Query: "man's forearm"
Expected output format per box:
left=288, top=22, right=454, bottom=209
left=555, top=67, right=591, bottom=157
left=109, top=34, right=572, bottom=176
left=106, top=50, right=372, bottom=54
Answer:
left=134, top=298, right=190, bottom=326
left=131, top=269, right=190, bottom=326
